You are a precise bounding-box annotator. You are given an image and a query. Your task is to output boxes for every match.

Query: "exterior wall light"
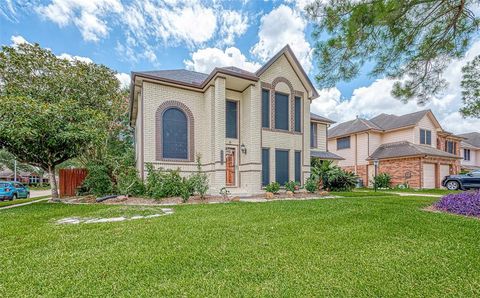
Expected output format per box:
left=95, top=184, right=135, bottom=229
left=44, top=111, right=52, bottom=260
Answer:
left=240, top=144, right=247, bottom=154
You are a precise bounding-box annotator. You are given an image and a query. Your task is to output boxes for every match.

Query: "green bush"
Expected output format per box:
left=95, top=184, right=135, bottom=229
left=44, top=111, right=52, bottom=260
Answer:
left=305, top=176, right=318, bottom=193
left=83, top=163, right=113, bottom=196
left=145, top=164, right=183, bottom=199
left=190, top=155, right=209, bottom=199
left=284, top=181, right=299, bottom=192
left=372, top=173, right=391, bottom=189
left=311, top=158, right=357, bottom=192
left=116, top=166, right=145, bottom=196
left=265, top=182, right=280, bottom=194
left=179, top=177, right=194, bottom=203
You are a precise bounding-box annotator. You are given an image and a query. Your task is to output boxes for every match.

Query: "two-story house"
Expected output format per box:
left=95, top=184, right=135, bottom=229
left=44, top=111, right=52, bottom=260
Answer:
left=129, top=45, right=337, bottom=195
left=328, top=110, right=462, bottom=189
left=458, top=132, right=480, bottom=171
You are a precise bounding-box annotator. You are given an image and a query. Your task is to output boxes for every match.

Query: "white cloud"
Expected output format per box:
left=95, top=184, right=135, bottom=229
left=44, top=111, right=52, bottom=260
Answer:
left=311, top=40, right=480, bottom=134
left=218, top=10, right=249, bottom=46
left=36, top=0, right=123, bottom=42
left=184, top=47, right=261, bottom=73
left=251, top=5, right=312, bottom=73
left=0, top=0, right=17, bottom=22
left=57, top=53, right=93, bottom=63
left=115, top=72, right=130, bottom=89
left=10, top=35, right=30, bottom=46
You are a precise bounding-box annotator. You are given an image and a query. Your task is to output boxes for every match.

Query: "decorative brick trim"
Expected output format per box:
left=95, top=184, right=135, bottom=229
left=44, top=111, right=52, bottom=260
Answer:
left=155, top=101, right=195, bottom=162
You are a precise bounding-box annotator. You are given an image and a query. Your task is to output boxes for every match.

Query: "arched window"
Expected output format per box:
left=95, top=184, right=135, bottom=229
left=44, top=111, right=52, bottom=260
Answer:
left=162, top=107, right=188, bottom=159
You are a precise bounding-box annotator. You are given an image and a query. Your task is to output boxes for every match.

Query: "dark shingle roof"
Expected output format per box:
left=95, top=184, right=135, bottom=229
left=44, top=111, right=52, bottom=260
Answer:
left=328, top=117, right=382, bottom=138
left=458, top=132, right=480, bottom=148
left=310, top=112, right=335, bottom=124
left=367, top=141, right=461, bottom=160
left=311, top=151, right=344, bottom=160
left=328, top=110, right=435, bottom=138
left=135, top=69, right=209, bottom=86
left=369, top=110, right=430, bottom=130
left=219, top=66, right=257, bottom=77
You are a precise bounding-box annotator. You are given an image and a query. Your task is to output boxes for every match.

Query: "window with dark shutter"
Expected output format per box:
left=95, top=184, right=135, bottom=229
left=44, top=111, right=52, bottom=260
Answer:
left=262, top=89, right=270, bottom=128
left=226, top=100, right=237, bottom=138
left=295, top=151, right=301, bottom=184
left=275, top=149, right=289, bottom=185
left=163, top=108, right=188, bottom=159
left=294, top=96, right=301, bottom=132
left=310, top=123, right=317, bottom=148
left=464, top=149, right=471, bottom=161
left=275, top=92, right=289, bottom=130
left=262, top=148, right=270, bottom=186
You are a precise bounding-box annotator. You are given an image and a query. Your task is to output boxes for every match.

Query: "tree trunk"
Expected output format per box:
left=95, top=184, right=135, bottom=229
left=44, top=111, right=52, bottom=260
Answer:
left=48, top=165, right=60, bottom=202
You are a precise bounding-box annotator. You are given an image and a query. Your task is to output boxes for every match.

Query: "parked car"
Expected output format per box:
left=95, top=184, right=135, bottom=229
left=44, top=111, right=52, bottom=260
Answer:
left=0, top=181, right=30, bottom=201
left=442, top=170, right=480, bottom=190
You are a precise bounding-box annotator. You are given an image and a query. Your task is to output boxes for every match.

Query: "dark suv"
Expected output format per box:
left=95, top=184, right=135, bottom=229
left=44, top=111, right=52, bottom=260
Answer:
left=442, top=170, right=480, bottom=190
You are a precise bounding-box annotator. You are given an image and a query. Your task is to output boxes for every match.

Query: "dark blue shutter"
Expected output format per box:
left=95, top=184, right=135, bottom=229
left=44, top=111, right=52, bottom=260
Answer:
left=420, top=129, right=425, bottom=144
left=294, top=97, right=301, bottom=132
left=262, top=89, right=270, bottom=128
left=426, top=130, right=431, bottom=145
left=163, top=108, right=188, bottom=159
left=295, top=151, right=301, bottom=184
left=262, top=148, right=270, bottom=186
left=226, top=100, right=237, bottom=138
left=310, top=123, right=317, bottom=148
left=275, top=93, right=289, bottom=130
left=275, top=150, right=289, bottom=185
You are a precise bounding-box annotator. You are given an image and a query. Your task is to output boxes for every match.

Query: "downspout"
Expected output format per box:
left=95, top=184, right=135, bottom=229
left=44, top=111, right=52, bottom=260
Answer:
left=354, top=134, right=358, bottom=174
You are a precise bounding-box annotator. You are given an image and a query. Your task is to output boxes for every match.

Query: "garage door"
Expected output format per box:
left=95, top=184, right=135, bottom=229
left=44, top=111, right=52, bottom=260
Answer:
left=439, top=165, right=450, bottom=188
left=423, top=163, right=436, bottom=189
left=367, top=165, right=375, bottom=187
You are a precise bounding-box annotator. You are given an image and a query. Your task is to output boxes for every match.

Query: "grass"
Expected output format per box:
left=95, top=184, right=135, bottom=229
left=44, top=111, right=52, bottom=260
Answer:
left=0, top=195, right=50, bottom=208
left=1, top=193, right=480, bottom=296
left=29, top=185, right=51, bottom=191
left=358, top=187, right=460, bottom=195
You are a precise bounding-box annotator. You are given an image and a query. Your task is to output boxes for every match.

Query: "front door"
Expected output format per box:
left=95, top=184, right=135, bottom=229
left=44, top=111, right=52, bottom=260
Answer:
left=225, top=148, right=236, bottom=186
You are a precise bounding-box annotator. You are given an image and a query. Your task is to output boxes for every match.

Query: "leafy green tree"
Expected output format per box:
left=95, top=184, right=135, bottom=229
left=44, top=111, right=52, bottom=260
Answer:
left=306, top=0, right=480, bottom=108
left=0, top=43, right=124, bottom=200
left=461, top=55, right=480, bottom=118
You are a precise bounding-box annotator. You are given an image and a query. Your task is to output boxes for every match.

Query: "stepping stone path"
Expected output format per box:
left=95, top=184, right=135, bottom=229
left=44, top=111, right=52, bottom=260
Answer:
left=56, top=208, right=174, bottom=225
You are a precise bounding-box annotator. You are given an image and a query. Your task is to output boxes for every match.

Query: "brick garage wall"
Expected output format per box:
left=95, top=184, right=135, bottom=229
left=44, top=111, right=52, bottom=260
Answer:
left=340, top=165, right=368, bottom=186
left=378, top=157, right=422, bottom=188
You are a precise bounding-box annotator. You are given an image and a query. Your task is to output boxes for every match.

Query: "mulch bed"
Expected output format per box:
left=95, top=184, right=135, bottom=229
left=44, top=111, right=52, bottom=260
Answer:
left=62, top=190, right=330, bottom=206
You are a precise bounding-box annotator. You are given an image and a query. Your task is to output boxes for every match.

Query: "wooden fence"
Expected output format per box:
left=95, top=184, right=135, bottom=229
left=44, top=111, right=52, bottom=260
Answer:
left=59, top=168, right=87, bottom=197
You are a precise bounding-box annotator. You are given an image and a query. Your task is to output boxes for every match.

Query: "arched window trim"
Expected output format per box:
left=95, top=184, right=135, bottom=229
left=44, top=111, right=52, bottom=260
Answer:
left=156, top=101, right=195, bottom=161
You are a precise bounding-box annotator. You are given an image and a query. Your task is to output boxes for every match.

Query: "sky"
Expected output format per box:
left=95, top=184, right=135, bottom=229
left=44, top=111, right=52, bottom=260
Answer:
left=1, top=0, right=480, bottom=134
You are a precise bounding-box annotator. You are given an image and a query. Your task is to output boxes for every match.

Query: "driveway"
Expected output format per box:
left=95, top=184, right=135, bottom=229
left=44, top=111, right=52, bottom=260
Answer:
left=30, top=190, right=51, bottom=198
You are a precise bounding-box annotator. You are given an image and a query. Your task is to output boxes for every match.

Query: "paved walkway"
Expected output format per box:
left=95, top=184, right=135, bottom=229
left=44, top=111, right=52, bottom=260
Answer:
left=0, top=197, right=50, bottom=210
left=391, top=192, right=442, bottom=198
left=30, top=190, right=52, bottom=198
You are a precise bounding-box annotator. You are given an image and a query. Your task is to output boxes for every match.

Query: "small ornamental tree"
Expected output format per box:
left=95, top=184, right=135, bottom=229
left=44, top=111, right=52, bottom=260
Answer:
left=0, top=43, right=123, bottom=200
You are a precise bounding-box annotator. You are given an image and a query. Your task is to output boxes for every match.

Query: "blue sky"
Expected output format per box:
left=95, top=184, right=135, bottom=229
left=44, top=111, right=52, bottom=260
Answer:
left=1, top=0, right=479, bottom=132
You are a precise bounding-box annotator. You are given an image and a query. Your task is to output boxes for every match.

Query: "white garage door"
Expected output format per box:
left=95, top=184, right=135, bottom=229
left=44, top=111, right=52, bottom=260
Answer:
left=439, top=165, right=450, bottom=186
left=367, top=165, right=375, bottom=187
left=423, top=163, right=436, bottom=189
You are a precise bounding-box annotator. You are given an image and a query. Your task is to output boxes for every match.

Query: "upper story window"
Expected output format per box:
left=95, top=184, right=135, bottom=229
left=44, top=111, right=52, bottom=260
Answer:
left=294, top=96, right=301, bottom=132
left=337, top=136, right=350, bottom=150
left=163, top=107, right=188, bottom=159
left=226, top=100, right=238, bottom=139
left=420, top=129, right=431, bottom=145
left=464, top=149, right=471, bottom=161
left=310, top=123, right=317, bottom=148
left=275, top=92, right=289, bottom=130
left=445, top=140, right=456, bottom=154
left=262, top=89, right=270, bottom=128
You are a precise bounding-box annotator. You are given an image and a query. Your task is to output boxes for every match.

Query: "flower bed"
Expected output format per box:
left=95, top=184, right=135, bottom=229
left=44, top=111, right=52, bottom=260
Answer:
left=434, top=191, right=480, bottom=217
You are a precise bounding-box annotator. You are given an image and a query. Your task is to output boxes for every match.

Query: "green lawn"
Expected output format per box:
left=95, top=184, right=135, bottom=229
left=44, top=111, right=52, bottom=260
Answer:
left=358, top=188, right=459, bottom=195
left=1, top=193, right=479, bottom=297
left=0, top=195, right=50, bottom=208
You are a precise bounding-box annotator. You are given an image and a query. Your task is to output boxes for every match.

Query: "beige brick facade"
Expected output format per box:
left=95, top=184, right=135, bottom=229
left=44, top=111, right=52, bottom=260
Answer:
left=130, top=46, right=324, bottom=195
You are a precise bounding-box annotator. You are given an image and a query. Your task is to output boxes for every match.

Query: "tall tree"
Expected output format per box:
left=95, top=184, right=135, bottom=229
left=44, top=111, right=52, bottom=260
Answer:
left=0, top=43, right=124, bottom=200
left=306, top=0, right=480, bottom=108
left=461, top=55, right=480, bottom=118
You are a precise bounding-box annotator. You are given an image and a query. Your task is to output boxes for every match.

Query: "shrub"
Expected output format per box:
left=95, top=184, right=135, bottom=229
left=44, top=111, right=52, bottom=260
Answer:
left=145, top=164, right=183, bottom=199
left=305, top=176, right=318, bottom=193
left=265, top=182, right=280, bottom=194
left=190, top=155, right=209, bottom=199
left=116, top=166, right=145, bottom=196
left=284, top=181, right=299, bottom=193
left=83, top=163, right=113, bottom=196
left=435, top=191, right=480, bottom=217
left=179, top=177, right=194, bottom=203
left=311, top=159, right=357, bottom=192
left=372, top=173, right=392, bottom=189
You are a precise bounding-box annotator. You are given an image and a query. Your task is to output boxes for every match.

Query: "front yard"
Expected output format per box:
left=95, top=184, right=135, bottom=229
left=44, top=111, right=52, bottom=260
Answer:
left=1, top=192, right=479, bottom=296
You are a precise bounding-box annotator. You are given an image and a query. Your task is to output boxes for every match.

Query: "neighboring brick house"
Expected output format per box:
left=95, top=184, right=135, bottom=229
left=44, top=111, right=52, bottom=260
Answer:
left=129, top=45, right=338, bottom=195
left=0, top=167, right=49, bottom=185
left=458, top=132, right=480, bottom=171
left=327, top=110, right=462, bottom=189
